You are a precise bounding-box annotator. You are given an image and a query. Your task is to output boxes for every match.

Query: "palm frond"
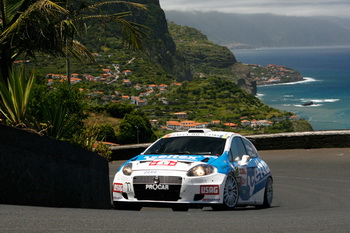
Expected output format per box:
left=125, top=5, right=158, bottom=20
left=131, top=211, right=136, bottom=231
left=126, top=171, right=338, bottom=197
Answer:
left=0, top=0, right=67, bottom=43
left=62, top=40, right=95, bottom=63
left=75, top=1, right=147, bottom=14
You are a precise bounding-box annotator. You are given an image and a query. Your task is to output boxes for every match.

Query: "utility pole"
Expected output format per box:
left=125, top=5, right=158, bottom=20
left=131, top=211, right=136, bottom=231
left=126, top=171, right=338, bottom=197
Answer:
left=135, top=125, right=139, bottom=144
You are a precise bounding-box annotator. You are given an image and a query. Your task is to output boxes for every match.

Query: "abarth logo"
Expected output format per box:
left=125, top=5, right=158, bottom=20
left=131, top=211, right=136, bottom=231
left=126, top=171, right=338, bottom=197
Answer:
left=149, top=160, right=177, bottom=166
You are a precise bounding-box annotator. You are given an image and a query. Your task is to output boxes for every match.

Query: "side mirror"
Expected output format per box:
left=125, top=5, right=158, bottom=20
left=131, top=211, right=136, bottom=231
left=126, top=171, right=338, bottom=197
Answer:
left=238, top=155, right=251, bottom=165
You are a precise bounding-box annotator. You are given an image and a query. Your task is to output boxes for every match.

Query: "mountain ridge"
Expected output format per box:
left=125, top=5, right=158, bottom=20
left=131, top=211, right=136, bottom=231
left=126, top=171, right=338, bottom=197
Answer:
left=165, top=11, right=350, bottom=48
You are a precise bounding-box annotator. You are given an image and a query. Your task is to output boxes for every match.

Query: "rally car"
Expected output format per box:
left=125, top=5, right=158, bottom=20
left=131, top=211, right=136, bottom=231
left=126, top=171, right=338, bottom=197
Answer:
left=112, top=129, right=273, bottom=211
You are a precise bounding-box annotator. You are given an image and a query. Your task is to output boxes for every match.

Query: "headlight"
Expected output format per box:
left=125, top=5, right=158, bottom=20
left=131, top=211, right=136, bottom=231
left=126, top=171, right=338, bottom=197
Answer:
left=122, top=163, right=133, bottom=176
left=187, top=164, right=215, bottom=176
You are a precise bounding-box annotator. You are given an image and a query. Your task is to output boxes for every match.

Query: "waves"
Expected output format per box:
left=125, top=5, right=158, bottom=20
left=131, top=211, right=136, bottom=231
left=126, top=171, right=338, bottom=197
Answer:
left=236, top=46, right=350, bottom=130
left=294, top=98, right=340, bottom=107
left=258, top=77, right=318, bottom=87
left=257, top=77, right=340, bottom=108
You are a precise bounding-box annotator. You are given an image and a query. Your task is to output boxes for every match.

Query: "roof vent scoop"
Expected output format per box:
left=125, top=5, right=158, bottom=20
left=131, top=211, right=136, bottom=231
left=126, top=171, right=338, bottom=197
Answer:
left=187, top=128, right=212, bottom=133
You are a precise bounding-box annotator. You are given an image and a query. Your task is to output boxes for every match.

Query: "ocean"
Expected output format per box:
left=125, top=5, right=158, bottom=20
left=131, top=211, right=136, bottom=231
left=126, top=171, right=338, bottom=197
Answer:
left=232, top=46, right=350, bottom=130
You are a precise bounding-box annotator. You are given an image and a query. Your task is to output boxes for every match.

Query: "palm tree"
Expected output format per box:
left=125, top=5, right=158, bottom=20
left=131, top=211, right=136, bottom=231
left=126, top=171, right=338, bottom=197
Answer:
left=0, top=0, right=148, bottom=83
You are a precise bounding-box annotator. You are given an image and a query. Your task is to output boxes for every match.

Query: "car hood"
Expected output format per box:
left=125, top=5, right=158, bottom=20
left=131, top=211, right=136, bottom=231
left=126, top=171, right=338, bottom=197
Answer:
left=129, top=154, right=219, bottom=171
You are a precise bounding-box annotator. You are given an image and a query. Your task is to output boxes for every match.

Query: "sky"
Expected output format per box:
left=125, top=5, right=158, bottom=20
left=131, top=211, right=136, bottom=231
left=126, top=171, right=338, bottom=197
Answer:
left=160, top=0, right=350, bottom=18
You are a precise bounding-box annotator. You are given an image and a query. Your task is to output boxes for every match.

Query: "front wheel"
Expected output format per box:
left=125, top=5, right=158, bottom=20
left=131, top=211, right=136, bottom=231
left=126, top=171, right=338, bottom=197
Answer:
left=212, top=174, right=239, bottom=210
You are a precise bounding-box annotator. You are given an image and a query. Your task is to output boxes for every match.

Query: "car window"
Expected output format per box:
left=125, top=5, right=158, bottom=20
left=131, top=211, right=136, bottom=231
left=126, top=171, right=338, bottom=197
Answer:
left=144, top=136, right=226, bottom=156
left=242, top=138, right=259, bottom=158
left=229, top=137, right=247, bottom=161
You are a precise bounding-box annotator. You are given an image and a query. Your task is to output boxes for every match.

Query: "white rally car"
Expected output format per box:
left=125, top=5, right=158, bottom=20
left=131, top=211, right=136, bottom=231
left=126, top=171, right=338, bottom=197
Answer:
left=112, top=129, right=273, bottom=211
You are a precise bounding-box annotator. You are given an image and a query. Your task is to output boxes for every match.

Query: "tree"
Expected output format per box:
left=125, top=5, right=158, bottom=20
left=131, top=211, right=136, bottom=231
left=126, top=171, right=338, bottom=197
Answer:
left=0, top=0, right=148, bottom=83
left=118, top=110, right=156, bottom=144
left=28, top=81, right=87, bottom=139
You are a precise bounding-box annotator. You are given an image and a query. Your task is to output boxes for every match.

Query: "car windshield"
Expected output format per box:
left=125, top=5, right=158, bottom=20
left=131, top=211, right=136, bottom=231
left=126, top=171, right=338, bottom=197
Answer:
left=144, top=136, right=226, bottom=156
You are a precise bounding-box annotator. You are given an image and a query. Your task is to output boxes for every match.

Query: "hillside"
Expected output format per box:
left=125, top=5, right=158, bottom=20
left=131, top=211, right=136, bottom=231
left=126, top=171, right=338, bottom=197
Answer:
left=165, top=11, right=350, bottom=48
left=168, top=23, right=236, bottom=77
left=25, top=0, right=312, bottom=136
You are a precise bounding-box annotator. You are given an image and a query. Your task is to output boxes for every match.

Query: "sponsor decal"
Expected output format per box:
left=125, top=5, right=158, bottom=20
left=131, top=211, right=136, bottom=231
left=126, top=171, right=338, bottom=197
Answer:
left=240, top=168, right=247, bottom=174
left=255, top=160, right=270, bottom=183
left=202, top=198, right=220, bottom=202
left=149, top=160, right=177, bottom=166
left=200, top=185, right=220, bottom=195
left=144, top=170, right=157, bottom=174
left=145, top=184, right=170, bottom=190
left=246, top=160, right=270, bottom=197
left=144, top=155, right=198, bottom=160
left=113, top=183, right=123, bottom=193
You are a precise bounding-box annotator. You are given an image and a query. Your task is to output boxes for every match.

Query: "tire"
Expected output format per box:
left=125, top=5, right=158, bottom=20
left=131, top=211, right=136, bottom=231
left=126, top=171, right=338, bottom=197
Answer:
left=113, top=201, right=142, bottom=211
left=212, top=174, right=239, bottom=210
left=258, top=176, right=273, bottom=208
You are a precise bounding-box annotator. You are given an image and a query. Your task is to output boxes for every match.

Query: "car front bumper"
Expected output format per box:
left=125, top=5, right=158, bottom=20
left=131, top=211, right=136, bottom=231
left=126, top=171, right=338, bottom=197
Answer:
left=112, top=170, right=227, bottom=205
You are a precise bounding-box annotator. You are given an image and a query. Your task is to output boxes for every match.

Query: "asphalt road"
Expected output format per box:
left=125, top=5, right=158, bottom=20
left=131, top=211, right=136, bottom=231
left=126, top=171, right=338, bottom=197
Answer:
left=1, top=148, right=350, bottom=232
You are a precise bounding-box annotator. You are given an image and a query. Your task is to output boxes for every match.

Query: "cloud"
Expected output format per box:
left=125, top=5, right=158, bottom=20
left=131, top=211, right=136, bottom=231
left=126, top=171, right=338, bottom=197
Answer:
left=160, top=0, right=350, bottom=18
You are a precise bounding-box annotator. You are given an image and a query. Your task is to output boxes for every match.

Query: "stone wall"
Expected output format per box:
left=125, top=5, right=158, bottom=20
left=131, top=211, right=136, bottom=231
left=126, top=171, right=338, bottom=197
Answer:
left=247, top=130, right=350, bottom=150
left=0, top=124, right=111, bottom=209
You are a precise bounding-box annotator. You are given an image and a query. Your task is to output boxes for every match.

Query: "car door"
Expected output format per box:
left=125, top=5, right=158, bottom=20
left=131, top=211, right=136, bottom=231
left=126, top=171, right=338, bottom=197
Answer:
left=229, top=136, right=253, bottom=200
left=241, top=137, right=271, bottom=202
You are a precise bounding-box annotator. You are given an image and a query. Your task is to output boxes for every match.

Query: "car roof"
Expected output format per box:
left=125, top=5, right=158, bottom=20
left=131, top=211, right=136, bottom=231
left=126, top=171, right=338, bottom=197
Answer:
left=162, top=129, right=240, bottom=139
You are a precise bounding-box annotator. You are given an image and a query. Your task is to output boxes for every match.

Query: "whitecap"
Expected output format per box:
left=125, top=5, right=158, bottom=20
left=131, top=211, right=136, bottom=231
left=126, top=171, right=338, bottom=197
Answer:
left=294, top=104, right=322, bottom=107
left=258, top=77, right=318, bottom=87
left=310, top=99, right=340, bottom=103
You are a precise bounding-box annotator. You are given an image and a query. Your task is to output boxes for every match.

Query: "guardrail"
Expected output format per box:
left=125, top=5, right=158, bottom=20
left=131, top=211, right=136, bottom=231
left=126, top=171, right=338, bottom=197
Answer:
left=110, top=130, right=350, bottom=160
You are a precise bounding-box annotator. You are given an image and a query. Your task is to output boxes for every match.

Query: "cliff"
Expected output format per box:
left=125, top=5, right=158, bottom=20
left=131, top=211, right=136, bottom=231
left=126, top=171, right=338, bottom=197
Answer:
left=168, top=22, right=257, bottom=95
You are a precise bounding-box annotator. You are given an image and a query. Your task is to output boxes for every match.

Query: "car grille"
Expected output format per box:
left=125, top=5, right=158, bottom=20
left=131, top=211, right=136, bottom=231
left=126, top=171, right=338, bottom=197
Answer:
left=133, top=176, right=182, bottom=201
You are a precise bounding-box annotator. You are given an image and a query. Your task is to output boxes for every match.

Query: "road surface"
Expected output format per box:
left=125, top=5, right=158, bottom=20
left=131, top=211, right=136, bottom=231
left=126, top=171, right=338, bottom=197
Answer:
left=1, top=148, right=350, bottom=232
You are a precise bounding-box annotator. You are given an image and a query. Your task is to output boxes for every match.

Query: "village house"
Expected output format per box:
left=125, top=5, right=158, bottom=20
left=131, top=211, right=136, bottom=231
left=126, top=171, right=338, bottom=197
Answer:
left=166, top=121, right=182, bottom=130
left=148, top=84, right=158, bottom=90
left=121, top=95, right=130, bottom=101
left=241, top=120, right=251, bottom=127
left=150, top=119, right=158, bottom=126
left=122, top=70, right=132, bottom=76
left=159, top=84, right=168, bottom=89
left=224, top=123, right=238, bottom=129
left=166, top=120, right=208, bottom=131
left=123, top=79, right=131, bottom=86
left=173, top=112, right=187, bottom=119
left=211, top=120, right=221, bottom=125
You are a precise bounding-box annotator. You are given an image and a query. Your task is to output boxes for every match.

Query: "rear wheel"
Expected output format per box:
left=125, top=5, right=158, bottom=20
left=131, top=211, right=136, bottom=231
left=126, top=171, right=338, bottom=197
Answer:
left=257, top=177, right=273, bottom=208
left=212, top=174, right=239, bottom=210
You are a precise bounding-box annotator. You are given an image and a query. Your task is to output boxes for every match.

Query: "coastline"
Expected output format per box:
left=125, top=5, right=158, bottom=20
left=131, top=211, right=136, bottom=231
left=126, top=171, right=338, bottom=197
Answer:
left=257, top=77, right=317, bottom=87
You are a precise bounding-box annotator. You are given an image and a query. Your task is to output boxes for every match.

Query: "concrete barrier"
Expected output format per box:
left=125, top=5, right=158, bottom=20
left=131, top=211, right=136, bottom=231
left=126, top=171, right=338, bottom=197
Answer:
left=110, top=130, right=350, bottom=160
left=0, top=124, right=111, bottom=209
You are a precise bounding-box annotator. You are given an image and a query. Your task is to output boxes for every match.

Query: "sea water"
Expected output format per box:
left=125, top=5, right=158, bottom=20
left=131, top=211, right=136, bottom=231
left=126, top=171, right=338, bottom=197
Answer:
left=232, top=46, right=350, bottom=130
